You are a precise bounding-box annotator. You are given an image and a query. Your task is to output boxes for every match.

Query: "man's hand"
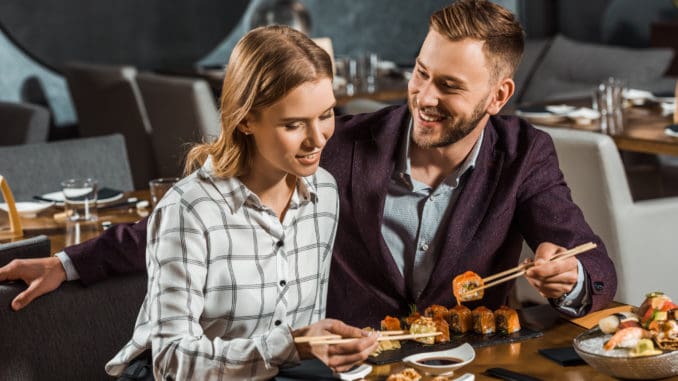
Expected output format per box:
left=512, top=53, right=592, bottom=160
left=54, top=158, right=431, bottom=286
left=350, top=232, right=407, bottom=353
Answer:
left=292, top=319, right=379, bottom=373
left=0, top=257, right=67, bottom=310
left=524, top=242, right=578, bottom=299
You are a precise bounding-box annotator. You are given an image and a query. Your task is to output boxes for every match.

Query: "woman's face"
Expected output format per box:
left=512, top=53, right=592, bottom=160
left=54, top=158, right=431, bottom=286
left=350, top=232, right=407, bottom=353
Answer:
left=245, top=78, right=336, bottom=180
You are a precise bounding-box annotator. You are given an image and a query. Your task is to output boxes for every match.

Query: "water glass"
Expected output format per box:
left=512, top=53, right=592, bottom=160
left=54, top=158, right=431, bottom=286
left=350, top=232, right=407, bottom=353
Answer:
left=360, top=52, right=379, bottom=93
left=61, top=178, right=98, bottom=221
left=149, top=177, right=179, bottom=208
left=593, top=77, right=625, bottom=135
left=61, top=177, right=100, bottom=245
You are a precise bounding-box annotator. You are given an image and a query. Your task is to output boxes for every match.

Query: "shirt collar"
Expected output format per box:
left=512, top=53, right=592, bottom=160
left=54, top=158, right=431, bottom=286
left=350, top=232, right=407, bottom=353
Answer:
left=197, top=157, right=318, bottom=213
left=394, top=117, right=484, bottom=189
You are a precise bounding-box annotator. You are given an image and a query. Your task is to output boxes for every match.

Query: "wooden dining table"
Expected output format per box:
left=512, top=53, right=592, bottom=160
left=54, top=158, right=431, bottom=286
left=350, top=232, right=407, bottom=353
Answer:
left=514, top=99, right=678, bottom=157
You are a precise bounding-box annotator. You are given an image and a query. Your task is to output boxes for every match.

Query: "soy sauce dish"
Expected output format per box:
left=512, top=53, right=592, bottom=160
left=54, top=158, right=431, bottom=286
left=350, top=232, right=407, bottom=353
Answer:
left=402, top=343, right=475, bottom=376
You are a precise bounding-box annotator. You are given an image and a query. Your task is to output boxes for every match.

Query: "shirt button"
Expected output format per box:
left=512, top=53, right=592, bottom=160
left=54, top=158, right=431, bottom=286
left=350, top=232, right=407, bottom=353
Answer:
left=593, top=282, right=604, bottom=291
left=276, top=240, right=284, bottom=248
left=421, top=243, right=429, bottom=251
left=274, top=320, right=282, bottom=326
left=279, top=280, right=286, bottom=287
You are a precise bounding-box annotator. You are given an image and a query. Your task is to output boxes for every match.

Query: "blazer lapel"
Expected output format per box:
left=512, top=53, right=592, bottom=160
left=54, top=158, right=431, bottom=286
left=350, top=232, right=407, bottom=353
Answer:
left=351, top=107, right=410, bottom=300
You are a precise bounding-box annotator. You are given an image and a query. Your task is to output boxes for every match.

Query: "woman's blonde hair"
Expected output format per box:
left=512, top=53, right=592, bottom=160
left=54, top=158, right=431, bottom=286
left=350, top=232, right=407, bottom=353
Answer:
left=184, top=25, right=333, bottom=177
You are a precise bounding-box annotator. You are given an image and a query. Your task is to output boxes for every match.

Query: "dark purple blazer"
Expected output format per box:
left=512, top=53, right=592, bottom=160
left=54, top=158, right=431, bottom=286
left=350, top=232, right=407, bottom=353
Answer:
left=65, top=105, right=617, bottom=327
left=320, top=105, right=616, bottom=327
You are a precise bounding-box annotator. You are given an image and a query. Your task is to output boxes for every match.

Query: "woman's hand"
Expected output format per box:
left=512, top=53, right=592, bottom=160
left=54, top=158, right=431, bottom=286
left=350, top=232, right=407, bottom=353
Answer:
left=525, top=242, right=578, bottom=299
left=292, top=318, right=379, bottom=373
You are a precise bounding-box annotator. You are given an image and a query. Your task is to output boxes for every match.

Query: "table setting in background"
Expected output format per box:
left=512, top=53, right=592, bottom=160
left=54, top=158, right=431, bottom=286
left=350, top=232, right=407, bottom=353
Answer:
left=512, top=77, right=678, bottom=157
left=0, top=176, right=179, bottom=251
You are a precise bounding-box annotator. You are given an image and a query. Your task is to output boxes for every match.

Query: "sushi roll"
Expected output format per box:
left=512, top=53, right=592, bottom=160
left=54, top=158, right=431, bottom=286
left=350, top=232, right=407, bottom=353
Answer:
left=452, top=271, right=484, bottom=304
left=410, top=316, right=438, bottom=344
left=432, top=317, right=450, bottom=343
left=424, top=304, right=450, bottom=321
left=494, top=305, right=521, bottom=334
left=472, top=306, right=495, bottom=335
left=448, top=304, right=473, bottom=334
left=381, top=315, right=402, bottom=332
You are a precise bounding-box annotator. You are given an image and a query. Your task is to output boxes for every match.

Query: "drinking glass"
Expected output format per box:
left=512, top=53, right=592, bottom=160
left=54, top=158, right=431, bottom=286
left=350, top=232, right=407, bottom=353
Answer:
left=593, top=77, right=625, bottom=135
left=61, top=178, right=101, bottom=245
left=149, top=177, right=179, bottom=208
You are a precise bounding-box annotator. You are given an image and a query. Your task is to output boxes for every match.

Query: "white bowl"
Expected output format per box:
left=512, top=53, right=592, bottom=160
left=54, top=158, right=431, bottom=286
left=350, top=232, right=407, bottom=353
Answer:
left=573, top=328, right=678, bottom=379
left=402, top=342, right=475, bottom=376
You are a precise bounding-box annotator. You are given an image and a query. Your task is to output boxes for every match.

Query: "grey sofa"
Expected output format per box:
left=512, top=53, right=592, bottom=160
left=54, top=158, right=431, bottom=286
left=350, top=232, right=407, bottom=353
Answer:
left=510, top=34, right=676, bottom=108
left=0, top=241, right=146, bottom=380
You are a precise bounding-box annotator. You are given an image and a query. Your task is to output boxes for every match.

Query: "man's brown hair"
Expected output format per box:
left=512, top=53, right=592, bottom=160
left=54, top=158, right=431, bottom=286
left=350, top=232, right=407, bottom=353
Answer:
left=430, top=0, right=525, bottom=81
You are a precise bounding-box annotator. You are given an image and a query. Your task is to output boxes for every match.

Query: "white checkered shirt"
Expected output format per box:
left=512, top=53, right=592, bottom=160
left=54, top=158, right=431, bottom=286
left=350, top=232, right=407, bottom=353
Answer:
left=106, top=159, right=339, bottom=380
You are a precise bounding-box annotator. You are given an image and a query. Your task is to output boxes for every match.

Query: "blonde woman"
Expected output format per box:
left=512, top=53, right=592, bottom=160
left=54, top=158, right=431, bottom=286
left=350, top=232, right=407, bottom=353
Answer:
left=105, top=26, right=378, bottom=380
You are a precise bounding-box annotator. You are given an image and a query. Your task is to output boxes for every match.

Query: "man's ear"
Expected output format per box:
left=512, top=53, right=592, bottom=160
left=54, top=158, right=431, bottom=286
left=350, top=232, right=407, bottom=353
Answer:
left=487, top=77, right=515, bottom=115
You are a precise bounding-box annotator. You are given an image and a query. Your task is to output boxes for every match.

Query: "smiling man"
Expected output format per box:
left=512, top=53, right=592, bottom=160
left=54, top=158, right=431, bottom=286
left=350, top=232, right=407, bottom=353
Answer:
left=321, top=0, right=617, bottom=326
left=1, top=1, right=616, bottom=330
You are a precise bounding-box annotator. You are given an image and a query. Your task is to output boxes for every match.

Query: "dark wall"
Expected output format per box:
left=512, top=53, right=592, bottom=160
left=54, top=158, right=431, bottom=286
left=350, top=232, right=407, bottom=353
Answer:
left=0, top=0, right=249, bottom=70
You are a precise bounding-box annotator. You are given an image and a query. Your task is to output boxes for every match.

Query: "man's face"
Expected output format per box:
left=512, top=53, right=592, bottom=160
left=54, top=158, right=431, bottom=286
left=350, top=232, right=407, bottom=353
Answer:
left=407, top=30, right=495, bottom=149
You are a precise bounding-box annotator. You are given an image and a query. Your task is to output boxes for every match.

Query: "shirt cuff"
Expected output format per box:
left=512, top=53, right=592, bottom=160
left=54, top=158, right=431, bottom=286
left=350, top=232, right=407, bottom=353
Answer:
left=256, top=324, right=300, bottom=370
left=551, top=260, right=591, bottom=315
left=55, top=251, right=80, bottom=281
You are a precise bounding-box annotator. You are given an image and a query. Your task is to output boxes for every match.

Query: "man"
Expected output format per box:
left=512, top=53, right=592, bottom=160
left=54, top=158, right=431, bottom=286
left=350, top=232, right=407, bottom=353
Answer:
left=0, top=0, right=616, bottom=327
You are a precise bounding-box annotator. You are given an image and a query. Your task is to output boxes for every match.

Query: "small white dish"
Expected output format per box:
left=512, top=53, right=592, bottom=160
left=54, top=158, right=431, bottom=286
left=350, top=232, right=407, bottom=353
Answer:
left=0, top=201, right=54, bottom=218
left=40, top=190, right=123, bottom=205
left=402, top=343, right=475, bottom=376
left=338, top=364, right=372, bottom=381
left=545, top=104, right=576, bottom=115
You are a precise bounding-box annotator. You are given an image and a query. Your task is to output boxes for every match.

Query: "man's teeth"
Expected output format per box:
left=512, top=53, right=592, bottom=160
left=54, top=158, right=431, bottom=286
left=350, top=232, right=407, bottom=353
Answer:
left=419, top=110, right=445, bottom=122
left=300, top=152, right=318, bottom=159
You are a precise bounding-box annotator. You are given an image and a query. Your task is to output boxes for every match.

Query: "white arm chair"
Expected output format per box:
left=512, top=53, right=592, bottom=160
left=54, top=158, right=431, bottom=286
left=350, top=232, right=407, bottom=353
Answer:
left=516, top=126, right=678, bottom=305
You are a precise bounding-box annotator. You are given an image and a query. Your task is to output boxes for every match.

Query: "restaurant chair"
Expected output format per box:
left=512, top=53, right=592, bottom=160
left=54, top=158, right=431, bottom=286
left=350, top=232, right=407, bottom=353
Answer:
left=515, top=127, right=678, bottom=305
left=0, top=134, right=133, bottom=201
left=0, top=273, right=147, bottom=380
left=0, top=235, right=50, bottom=267
left=136, top=72, right=220, bottom=178
left=63, top=62, right=157, bottom=189
left=0, top=101, right=50, bottom=146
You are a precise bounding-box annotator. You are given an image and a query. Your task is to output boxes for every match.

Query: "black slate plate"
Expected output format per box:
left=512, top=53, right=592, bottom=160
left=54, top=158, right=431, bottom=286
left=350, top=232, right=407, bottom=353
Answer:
left=366, top=328, right=543, bottom=365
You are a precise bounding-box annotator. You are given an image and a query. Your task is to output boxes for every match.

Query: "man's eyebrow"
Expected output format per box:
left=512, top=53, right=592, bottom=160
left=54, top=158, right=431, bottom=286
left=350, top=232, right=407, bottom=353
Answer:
left=416, top=58, right=465, bottom=85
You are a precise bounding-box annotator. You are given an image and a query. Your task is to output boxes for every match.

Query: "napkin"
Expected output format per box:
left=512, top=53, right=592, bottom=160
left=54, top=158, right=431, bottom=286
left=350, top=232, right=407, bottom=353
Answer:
left=661, top=101, right=676, bottom=116
left=569, top=304, right=633, bottom=329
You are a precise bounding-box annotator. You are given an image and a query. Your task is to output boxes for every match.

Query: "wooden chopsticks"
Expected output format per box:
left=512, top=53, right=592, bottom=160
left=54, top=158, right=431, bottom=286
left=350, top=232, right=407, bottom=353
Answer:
left=294, top=330, right=438, bottom=345
left=463, top=242, right=598, bottom=296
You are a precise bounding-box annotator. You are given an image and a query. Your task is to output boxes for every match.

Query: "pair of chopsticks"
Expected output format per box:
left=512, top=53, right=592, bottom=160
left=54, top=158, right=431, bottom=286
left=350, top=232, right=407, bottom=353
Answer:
left=294, top=330, right=441, bottom=345
left=462, top=242, right=597, bottom=296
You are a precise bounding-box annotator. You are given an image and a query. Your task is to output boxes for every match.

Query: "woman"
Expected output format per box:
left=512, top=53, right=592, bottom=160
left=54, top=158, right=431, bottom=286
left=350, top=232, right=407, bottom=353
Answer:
left=106, top=26, right=378, bottom=380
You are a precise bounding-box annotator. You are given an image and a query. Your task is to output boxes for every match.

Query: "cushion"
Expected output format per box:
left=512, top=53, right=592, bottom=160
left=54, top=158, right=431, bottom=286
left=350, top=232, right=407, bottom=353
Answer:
left=0, top=235, right=50, bottom=267
left=509, top=38, right=552, bottom=106
left=520, top=34, right=675, bottom=104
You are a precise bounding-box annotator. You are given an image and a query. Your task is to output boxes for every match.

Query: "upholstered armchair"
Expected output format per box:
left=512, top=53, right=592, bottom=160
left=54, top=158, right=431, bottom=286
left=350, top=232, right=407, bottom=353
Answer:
left=516, top=127, right=678, bottom=305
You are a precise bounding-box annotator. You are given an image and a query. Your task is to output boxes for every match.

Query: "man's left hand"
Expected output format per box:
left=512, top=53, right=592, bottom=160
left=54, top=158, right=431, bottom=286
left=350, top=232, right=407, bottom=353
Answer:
left=524, top=242, right=578, bottom=299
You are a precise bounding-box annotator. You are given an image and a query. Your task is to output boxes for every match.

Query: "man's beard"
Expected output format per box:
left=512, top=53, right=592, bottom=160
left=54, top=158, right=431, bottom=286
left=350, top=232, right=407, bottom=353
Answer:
left=409, top=95, right=489, bottom=149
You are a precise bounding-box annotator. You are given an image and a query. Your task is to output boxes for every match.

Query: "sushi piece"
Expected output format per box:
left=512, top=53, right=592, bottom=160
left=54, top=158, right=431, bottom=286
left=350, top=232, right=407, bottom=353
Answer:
left=381, top=315, right=402, bottom=332
left=494, top=305, right=521, bottom=334
left=597, top=312, right=639, bottom=334
left=448, top=304, right=473, bottom=334
left=603, top=327, right=651, bottom=351
left=424, top=304, right=450, bottom=321
left=452, top=271, right=484, bottom=304
left=471, top=306, right=495, bottom=335
left=410, top=316, right=438, bottom=344
left=432, top=317, right=450, bottom=343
